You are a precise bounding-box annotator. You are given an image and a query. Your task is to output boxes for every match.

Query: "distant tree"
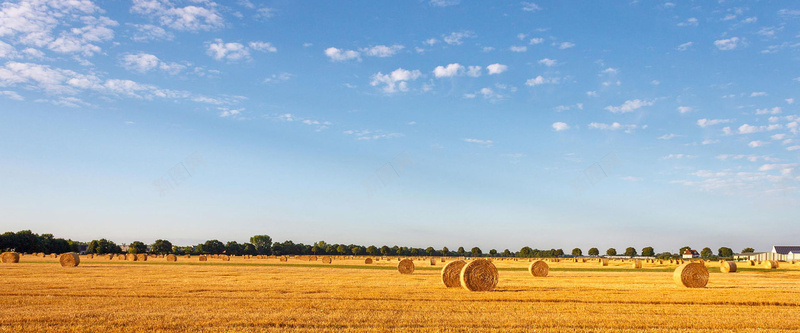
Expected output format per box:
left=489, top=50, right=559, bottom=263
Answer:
left=366, top=245, right=378, bottom=255
left=410, top=248, right=420, bottom=255
left=425, top=247, right=435, bottom=256
left=380, top=246, right=390, bottom=256
left=242, top=243, right=256, bottom=255
left=700, top=247, right=713, bottom=259
left=250, top=235, right=273, bottom=255
left=225, top=241, right=243, bottom=256
left=336, top=245, right=347, bottom=255
left=718, top=247, right=734, bottom=258
left=624, top=247, right=637, bottom=257
left=606, top=248, right=617, bottom=256
left=151, top=239, right=173, bottom=254
left=128, top=241, right=147, bottom=254
left=641, top=247, right=655, bottom=257
left=203, top=240, right=225, bottom=254
left=502, top=249, right=512, bottom=257
left=87, top=240, right=99, bottom=254
left=588, top=248, right=600, bottom=256
left=519, top=246, right=533, bottom=257
left=441, top=246, right=449, bottom=256
left=457, top=247, right=466, bottom=255
left=489, top=249, right=498, bottom=256
left=352, top=246, right=363, bottom=256
left=741, top=247, right=755, bottom=253
left=678, top=246, right=691, bottom=256
left=555, top=249, right=564, bottom=257
left=572, top=248, right=582, bottom=256
left=471, top=247, right=482, bottom=256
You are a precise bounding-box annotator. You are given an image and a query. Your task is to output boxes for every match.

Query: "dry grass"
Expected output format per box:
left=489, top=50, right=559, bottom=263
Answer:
left=1, top=256, right=799, bottom=332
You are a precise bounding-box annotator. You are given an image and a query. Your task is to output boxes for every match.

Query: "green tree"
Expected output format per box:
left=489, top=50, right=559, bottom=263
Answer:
left=441, top=246, right=449, bottom=256
left=717, top=247, right=734, bottom=258
left=336, top=245, right=347, bottom=255
left=555, top=249, right=564, bottom=257
left=425, top=247, right=435, bottom=256
left=366, top=245, right=378, bottom=255
left=380, top=246, right=390, bottom=256
left=250, top=235, right=273, bottom=255
left=641, top=247, right=655, bottom=257
left=351, top=246, right=363, bottom=255
left=151, top=239, right=173, bottom=254
left=470, top=247, right=482, bottom=256
left=519, top=246, right=533, bottom=257
left=225, top=241, right=243, bottom=255
left=624, top=247, right=637, bottom=257
left=243, top=243, right=256, bottom=255
left=588, top=248, right=600, bottom=256
left=741, top=247, right=755, bottom=253
left=700, top=247, right=713, bottom=259
left=502, top=249, right=512, bottom=257
left=606, top=248, right=617, bottom=256
left=128, top=241, right=147, bottom=254
left=572, top=248, right=582, bottom=256
left=489, top=249, right=498, bottom=256
left=410, top=248, right=420, bottom=255
left=457, top=247, right=466, bottom=255
left=203, top=240, right=225, bottom=254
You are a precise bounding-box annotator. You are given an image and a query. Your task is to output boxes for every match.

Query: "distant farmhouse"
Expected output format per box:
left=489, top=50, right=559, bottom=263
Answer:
left=734, top=246, right=800, bottom=262
left=682, top=249, right=699, bottom=259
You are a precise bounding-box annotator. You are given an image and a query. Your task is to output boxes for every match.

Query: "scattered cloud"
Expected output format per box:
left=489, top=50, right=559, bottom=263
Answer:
left=557, top=42, right=575, bottom=49
left=750, top=91, right=767, bottom=97
left=249, top=41, right=277, bottom=53
left=343, top=129, right=402, bottom=140
left=661, top=154, right=696, bottom=160
left=131, top=0, right=224, bottom=31
left=120, top=53, right=185, bottom=74
left=677, top=17, right=699, bottom=27
left=552, top=122, right=569, bottom=131
left=755, top=107, right=781, bottom=115
left=324, top=47, right=360, bottom=61
left=263, top=73, right=292, bottom=83
left=510, top=46, right=527, bottom=52
left=433, top=63, right=464, bottom=78
left=749, top=140, right=769, bottom=148
left=0, top=90, right=23, bottom=101
left=538, top=58, right=557, bottom=66
left=370, top=68, right=421, bottom=93
left=525, top=76, right=559, bottom=86
left=521, top=2, right=541, bottom=12
left=463, top=138, right=494, bottom=146
left=486, top=63, right=508, bottom=75
left=443, top=31, right=476, bottom=45
left=430, top=0, right=460, bottom=6
left=677, top=106, right=692, bottom=113
left=697, top=118, right=732, bottom=128
left=130, top=24, right=174, bottom=42
left=658, top=134, right=677, bottom=140
left=529, top=38, right=544, bottom=45
left=605, top=99, right=654, bottom=113
left=677, top=42, right=693, bottom=51
left=588, top=122, right=644, bottom=133
left=361, top=44, right=404, bottom=57
left=714, top=37, right=741, bottom=50
left=274, top=113, right=331, bottom=131
left=206, top=39, right=251, bottom=61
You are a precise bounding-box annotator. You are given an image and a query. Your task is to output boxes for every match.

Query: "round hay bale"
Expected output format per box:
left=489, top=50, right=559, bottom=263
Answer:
left=763, top=260, right=778, bottom=269
left=441, top=260, right=466, bottom=287
left=633, top=259, right=643, bottom=269
left=309, top=255, right=317, bottom=261
left=364, top=258, right=373, bottom=264
left=600, top=258, right=609, bottom=266
left=199, top=255, right=208, bottom=262
left=441, top=257, right=446, bottom=263
left=658, top=260, right=664, bottom=264
left=430, top=258, right=436, bottom=266
left=107, top=254, right=113, bottom=260
left=136, top=254, right=147, bottom=261
left=322, top=256, right=332, bottom=264
left=279, top=256, right=288, bottom=262
left=460, top=259, right=499, bottom=292
left=165, top=254, right=177, bottom=262
left=222, top=255, right=230, bottom=261
left=127, top=254, right=137, bottom=261
left=1, top=252, right=20, bottom=263
left=673, top=262, right=709, bottom=288
left=59, top=252, right=80, bottom=267
left=720, top=260, right=737, bottom=273
left=528, top=260, right=549, bottom=277
left=398, top=258, right=415, bottom=275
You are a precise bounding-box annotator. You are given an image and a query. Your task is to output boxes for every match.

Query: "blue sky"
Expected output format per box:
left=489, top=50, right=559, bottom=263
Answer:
left=1, top=0, right=799, bottom=253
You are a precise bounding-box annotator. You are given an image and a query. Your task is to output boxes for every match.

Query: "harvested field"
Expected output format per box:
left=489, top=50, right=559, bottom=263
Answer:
left=1, top=256, right=799, bottom=332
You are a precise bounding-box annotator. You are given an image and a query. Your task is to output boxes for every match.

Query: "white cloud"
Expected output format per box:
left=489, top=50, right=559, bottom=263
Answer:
left=131, top=0, right=224, bottom=31
left=586, top=91, right=598, bottom=97
left=787, top=145, right=800, bottom=151
left=433, top=63, right=464, bottom=78
left=677, top=106, right=692, bottom=113
left=661, top=154, right=696, bottom=160
left=120, top=53, right=185, bottom=74
left=0, top=90, right=23, bottom=100
left=588, top=122, right=642, bottom=132
left=526, top=75, right=560, bottom=86
left=521, top=2, right=541, bottom=12
left=463, top=138, right=493, bottom=146
left=786, top=98, right=795, bottom=104
left=486, top=63, right=507, bottom=75
left=443, top=31, right=475, bottom=45
left=466, top=66, right=482, bottom=77
left=600, top=67, right=618, bottom=74
left=275, top=113, right=331, bottom=131
left=748, top=140, right=769, bottom=147
left=750, top=92, right=767, bottom=97
left=361, top=44, right=404, bottom=57
left=324, top=47, right=360, bottom=61
left=430, top=0, right=460, bottom=7
left=130, top=24, right=174, bottom=42
left=510, top=45, right=527, bottom=52
left=249, top=41, right=277, bottom=53
left=696, top=118, right=731, bottom=128
left=255, top=8, right=274, bottom=21
left=738, top=124, right=782, bottom=134
left=481, top=46, right=494, bottom=52
left=529, top=38, right=544, bottom=45
left=206, top=39, right=250, bottom=61
left=755, top=107, right=781, bottom=115
left=263, top=72, right=292, bottom=83
left=557, top=42, right=575, bottom=49
left=538, top=58, right=556, bottom=66
left=714, top=37, right=741, bottom=50
left=424, top=38, right=438, bottom=46
left=677, top=42, right=693, bottom=51
left=771, top=133, right=786, bottom=140
left=344, top=130, right=402, bottom=140
left=218, top=107, right=243, bottom=118
left=604, top=99, right=654, bottom=113
left=677, top=17, right=698, bottom=26
left=370, top=68, right=421, bottom=93
left=552, top=122, right=569, bottom=131
left=658, top=134, right=677, bottom=140
left=702, top=139, right=719, bottom=145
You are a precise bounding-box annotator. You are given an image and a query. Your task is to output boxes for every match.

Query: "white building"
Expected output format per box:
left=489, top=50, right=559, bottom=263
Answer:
left=734, top=246, right=800, bottom=262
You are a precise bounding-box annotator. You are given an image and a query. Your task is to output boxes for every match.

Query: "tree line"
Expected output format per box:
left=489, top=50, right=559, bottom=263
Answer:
left=1, top=230, right=756, bottom=259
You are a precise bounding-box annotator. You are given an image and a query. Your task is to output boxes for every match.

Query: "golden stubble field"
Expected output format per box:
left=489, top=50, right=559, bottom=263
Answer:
left=2, top=255, right=799, bottom=332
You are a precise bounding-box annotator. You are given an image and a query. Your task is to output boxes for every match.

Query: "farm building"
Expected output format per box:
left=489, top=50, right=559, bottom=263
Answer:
left=734, top=246, right=800, bottom=262
left=682, top=249, right=699, bottom=259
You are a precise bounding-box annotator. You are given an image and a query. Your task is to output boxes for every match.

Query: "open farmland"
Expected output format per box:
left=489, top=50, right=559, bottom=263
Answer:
left=2, top=255, right=800, bottom=332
